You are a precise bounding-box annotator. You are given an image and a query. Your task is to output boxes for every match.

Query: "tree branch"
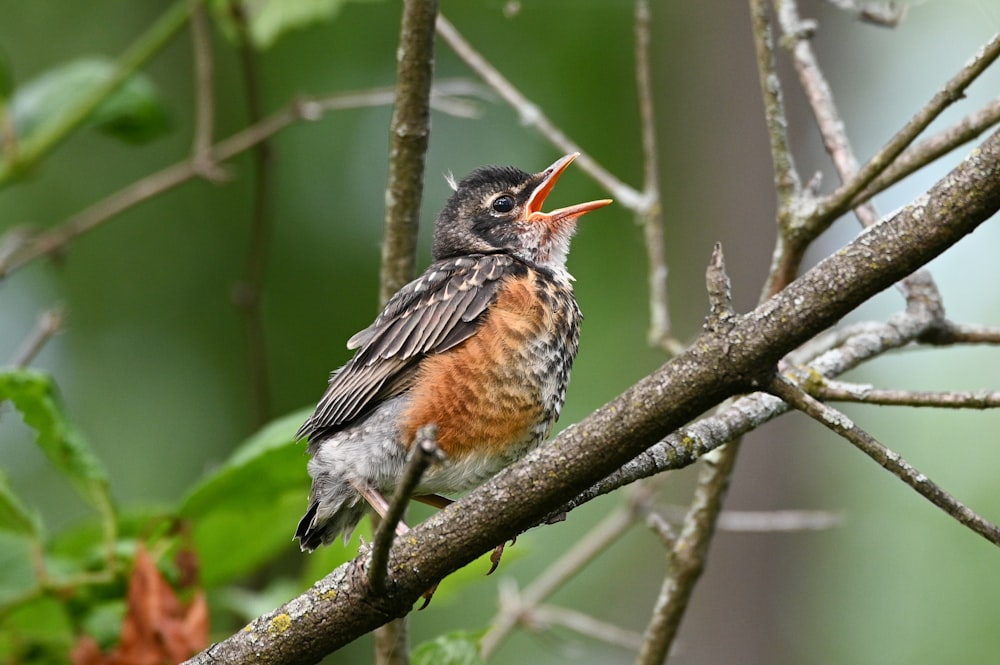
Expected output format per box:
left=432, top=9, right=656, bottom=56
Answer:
left=807, top=380, right=1000, bottom=408
left=379, top=0, right=439, bottom=304
left=767, top=374, right=1000, bottom=545
left=0, top=82, right=479, bottom=280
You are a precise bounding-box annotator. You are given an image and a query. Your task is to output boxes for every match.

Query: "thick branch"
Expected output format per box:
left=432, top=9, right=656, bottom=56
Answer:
left=185, top=131, right=1000, bottom=665
left=379, top=0, right=439, bottom=304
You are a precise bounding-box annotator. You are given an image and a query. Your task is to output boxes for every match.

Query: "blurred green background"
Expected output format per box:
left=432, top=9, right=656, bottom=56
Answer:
left=1, top=0, right=999, bottom=663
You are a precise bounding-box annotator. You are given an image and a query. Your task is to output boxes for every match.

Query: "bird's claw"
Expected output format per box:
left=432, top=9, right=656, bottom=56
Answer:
left=487, top=537, right=517, bottom=576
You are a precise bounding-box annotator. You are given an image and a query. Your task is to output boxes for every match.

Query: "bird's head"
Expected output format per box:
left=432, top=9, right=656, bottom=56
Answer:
left=432, top=153, right=612, bottom=269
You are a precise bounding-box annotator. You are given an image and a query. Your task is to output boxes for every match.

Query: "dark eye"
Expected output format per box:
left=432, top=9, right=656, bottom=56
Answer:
left=491, top=195, right=515, bottom=213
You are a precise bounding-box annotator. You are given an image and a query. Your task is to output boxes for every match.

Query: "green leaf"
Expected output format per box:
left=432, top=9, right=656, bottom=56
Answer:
left=211, top=0, right=373, bottom=49
left=0, top=466, right=39, bottom=536
left=10, top=57, right=170, bottom=145
left=0, top=593, right=75, bottom=663
left=0, top=370, right=115, bottom=524
left=412, top=630, right=487, bottom=665
left=0, top=531, right=39, bottom=605
left=180, top=410, right=313, bottom=586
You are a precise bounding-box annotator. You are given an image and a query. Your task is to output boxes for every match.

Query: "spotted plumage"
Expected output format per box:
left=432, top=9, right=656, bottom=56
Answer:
left=295, top=153, right=611, bottom=551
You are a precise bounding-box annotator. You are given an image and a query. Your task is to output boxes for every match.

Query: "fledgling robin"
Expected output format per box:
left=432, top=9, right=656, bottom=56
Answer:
left=295, top=152, right=611, bottom=553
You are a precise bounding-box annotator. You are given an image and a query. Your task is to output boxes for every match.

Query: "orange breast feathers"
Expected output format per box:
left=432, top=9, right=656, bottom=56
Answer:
left=399, top=273, right=551, bottom=458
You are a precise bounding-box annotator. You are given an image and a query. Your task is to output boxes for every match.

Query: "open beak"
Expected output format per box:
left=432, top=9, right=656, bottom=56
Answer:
left=525, top=153, right=613, bottom=230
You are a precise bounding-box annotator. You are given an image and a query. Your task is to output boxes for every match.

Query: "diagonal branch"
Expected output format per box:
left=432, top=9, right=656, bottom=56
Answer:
left=813, top=31, right=1000, bottom=227
left=0, top=82, right=480, bottom=280
left=767, top=374, right=1000, bottom=545
left=368, top=426, right=440, bottom=593
left=807, top=381, right=1000, bottom=408
left=435, top=14, right=644, bottom=211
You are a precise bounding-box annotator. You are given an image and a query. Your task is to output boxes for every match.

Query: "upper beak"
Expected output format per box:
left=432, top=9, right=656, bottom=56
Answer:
left=525, top=153, right=613, bottom=229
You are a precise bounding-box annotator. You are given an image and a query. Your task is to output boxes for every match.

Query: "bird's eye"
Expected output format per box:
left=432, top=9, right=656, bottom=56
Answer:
left=491, top=195, right=515, bottom=213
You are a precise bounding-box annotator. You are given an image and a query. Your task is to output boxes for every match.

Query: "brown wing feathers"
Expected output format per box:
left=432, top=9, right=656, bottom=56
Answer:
left=296, top=254, right=524, bottom=440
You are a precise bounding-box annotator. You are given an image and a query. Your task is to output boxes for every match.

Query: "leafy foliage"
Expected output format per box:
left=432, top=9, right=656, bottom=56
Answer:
left=211, top=0, right=378, bottom=49
left=412, top=631, right=487, bottom=665
left=9, top=57, right=170, bottom=145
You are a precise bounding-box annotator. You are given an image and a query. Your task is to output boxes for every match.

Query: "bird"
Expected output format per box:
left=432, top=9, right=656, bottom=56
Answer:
left=294, top=152, right=612, bottom=554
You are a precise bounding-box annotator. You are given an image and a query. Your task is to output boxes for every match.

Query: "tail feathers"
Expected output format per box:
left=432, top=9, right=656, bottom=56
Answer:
left=295, top=496, right=367, bottom=552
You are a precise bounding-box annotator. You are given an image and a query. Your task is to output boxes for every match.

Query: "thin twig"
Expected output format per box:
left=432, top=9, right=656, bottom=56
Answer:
left=751, top=0, right=802, bottom=218
left=820, top=0, right=908, bottom=27
left=922, top=322, right=1000, bottom=345
left=750, top=0, right=807, bottom=295
left=631, top=5, right=805, bottom=658
left=634, top=441, right=740, bottom=665
left=189, top=2, right=227, bottom=181
left=0, top=82, right=481, bottom=280
left=851, top=97, right=1000, bottom=206
left=435, top=14, right=645, bottom=211
left=768, top=374, right=1000, bottom=546
left=0, top=0, right=197, bottom=186
left=813, top=31, right=1000, bottom=226
left=774, top=0, right=926, bottom=304
left=530, top=604, right=645, bottom=652
left=633, top=0, right=677, bottom=352
left=10, top=307, right=65, bottom=368
left=369, top=426, right=440, bottom=593
left=777, top=0, right=880, bottom=225
left=656, top=506, right=843, bottom=532
left=480, top=482, right=657, bottom=659
left=808, top=380, right=1000, bottom=409
left=232, top=5, right=275, bottom=427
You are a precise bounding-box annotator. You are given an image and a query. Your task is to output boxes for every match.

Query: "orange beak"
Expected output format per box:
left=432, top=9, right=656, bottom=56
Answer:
left=525, top=153, right=613, bottom=230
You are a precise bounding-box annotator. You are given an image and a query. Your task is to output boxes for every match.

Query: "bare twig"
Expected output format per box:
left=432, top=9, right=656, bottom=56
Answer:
left=369, top=426, right=440, bottom=593
left=633, top=0, right=677, bottom=352
left=435, top=14, right=645, bottom=211
left=635, top=442, right=740, bottom=665
left=851, top=97, right=1000, bottom=206
left=814, top=31, right=1000, bottom=226
left=530, top=603, right=644, bottom=652
left=751, top=0, right=802, bottom=220
left=656, top=506, right=843, bottom=532
left=231, top=4, right=276, bottom=428
left=774, top=0, right=941, bottom=305
left=777, top=0, right=880, bottom=225
left=10, top=307, right=65, bottom=368
left=922, top=322, right=1000, bottom=345
left=0, top=82, right=480, bottom=280
left=768, top=374, right=1000, bottom=546
left=750, top=0, right=808, bottom=295
left=807, top=380, right=1000, bottom=409
left=188, top=2, right=226, bottom=181
left=480, top=482, right=657, bottom=659
left=820, top=0, right=908, bottom=27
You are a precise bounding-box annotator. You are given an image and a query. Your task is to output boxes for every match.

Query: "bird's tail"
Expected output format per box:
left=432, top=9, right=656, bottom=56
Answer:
left=294, top=486, right=368, bottom=552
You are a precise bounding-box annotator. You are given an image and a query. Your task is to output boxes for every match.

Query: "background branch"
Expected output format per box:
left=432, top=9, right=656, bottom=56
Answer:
left=767, top=374, right=1000, bottom=545
left=0, top=82, right=479, bottom=280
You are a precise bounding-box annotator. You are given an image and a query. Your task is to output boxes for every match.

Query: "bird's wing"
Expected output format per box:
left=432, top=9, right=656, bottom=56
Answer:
left=296, top=254, right=522, bottom=440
